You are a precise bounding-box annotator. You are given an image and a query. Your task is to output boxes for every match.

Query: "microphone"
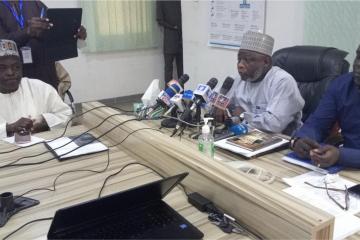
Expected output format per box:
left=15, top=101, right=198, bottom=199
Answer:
left=190, top=78, right=218, bottom=111
left=219, top=76, right=235, bottom=95
left=172, top=78, right=218, bottom=136
left=164, top=93, right=184, bottom=116
left=212, top=77, right=234, bottom=110
left=150, top=74, right=189, bottom=115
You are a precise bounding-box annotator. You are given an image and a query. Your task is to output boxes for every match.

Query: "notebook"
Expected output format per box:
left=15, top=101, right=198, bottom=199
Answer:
left=43, top=8, right=82, bottom=61
left=47, top=173, right=204, bottom=239
left=282, top=151, right=344, bottom=174
left=45, top=133, right=108, bottom=161
left=214, top=129, right=289, bottom=158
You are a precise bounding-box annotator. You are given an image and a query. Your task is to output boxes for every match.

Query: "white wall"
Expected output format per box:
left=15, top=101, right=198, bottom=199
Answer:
left=182, top=0, right=305, bottom=90
left=43, top=0, right=305, bottom=102
left=44, top=0, right=164, bottom=103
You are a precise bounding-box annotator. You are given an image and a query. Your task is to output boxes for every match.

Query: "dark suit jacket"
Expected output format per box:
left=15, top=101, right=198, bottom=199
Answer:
left=0, top=0, right=58, bottom=89
left=156, top=0, right=182, bottom=54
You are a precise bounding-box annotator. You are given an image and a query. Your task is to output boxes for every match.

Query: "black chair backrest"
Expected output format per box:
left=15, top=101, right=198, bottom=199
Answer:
left=272, top=46, right=349, bottom=121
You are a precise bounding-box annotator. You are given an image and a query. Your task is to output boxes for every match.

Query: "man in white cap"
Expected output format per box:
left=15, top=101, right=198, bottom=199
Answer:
left=224, top=31, right=304, bottom=135
left=0, top=39, right=72, bottom=139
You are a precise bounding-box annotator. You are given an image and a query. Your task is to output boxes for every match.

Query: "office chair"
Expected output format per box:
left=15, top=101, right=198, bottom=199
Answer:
left=272, top=46, right=349, bottom=122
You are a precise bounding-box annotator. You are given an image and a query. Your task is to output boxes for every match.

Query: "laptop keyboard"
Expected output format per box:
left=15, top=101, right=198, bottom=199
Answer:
left=54, top=202, right=181, bottom=239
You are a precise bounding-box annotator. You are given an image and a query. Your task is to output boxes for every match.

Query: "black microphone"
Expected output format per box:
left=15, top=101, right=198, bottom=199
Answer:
left=178, top=74, right=190, bottom=89
left=219, top=77, right=235, bottom=95
left=212, top=77, right=234, bottom=111
left=171, top=78, right=218, bottom=136
left=190, top=78, right=218, bottom=111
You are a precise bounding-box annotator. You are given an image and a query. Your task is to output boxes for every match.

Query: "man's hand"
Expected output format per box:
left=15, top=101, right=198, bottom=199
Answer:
left=32, top=115, right=49, bottom=133
left=6, top=117, right=33, bottom=136
left=214, top=108, right=226, bottom=123
left=310, top=145, right=340, bottom=168
left=293, top=137, right=321, bottom=159
left=26, top=17, right=53, bottom=38
left=75, top=25, right=87, bottom=40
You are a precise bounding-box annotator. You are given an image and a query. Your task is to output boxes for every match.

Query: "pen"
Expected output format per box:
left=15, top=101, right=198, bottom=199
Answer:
left=40, top=7, right=44, bottom=18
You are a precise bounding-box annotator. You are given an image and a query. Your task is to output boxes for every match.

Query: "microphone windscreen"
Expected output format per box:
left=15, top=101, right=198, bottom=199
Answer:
left=207, top=78, right=218, bottom=90
left=179, top=74, right=190, bottom=85
left=219, top=77, right=235, bottom=95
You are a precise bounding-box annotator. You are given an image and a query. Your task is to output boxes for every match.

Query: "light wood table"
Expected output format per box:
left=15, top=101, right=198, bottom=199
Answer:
left=0, top=126, right=246, bottom=240
left=1, top=101, right=359, bottom=239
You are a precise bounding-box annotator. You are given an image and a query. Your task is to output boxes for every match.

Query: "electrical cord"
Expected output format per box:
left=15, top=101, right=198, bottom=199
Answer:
left=97, top=162, right=164, bottom=198
left=2, top=217, right=53, bottom=240
left=14, top=149, right=110, bottom=200
left=15, top=127, right=161, bottom=199
left=0, top=105, right=134, bottom=155
left=0, top=118, right=139, bottom=168
left=163, top=115, right=202, bottom=127
left=0, top=112, right=131, bottom=168
left=107, top=127, right=163, bottom=148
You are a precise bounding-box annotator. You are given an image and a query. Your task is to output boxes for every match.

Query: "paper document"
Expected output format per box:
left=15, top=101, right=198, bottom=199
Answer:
left=45, top=133, right=108, bottom=160
left=283, top=172, right=360, bottom=239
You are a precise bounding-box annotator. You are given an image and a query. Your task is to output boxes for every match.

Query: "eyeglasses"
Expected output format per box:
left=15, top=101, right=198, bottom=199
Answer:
left=305, top=181, right=350, bottom=211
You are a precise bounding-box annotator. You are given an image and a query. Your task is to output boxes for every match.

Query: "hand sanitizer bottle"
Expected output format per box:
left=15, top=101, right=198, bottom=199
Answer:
left=198, top=118, right=215, bottom=158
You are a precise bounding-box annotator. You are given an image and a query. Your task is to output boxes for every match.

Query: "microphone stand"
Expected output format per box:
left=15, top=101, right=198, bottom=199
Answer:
left=189, top=104, right=202, bottom=139
left=160, top=106, right=178, bottom=128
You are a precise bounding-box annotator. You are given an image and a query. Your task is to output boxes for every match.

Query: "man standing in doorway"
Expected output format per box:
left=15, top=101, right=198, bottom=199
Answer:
left=156, top=0, right=183, bottom=84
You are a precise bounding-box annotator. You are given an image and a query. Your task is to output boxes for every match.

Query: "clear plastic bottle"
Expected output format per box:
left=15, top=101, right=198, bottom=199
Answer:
left=198, top=118, right=215, bottom=158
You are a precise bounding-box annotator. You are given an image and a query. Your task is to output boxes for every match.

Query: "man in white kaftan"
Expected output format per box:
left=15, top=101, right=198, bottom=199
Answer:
left=0, top=39, right=72, bottom=139
left=226, top=31, right=304, bottom=135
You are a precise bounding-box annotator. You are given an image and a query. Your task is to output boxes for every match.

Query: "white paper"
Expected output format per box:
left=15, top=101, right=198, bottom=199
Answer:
left=2, top=136, right=44, bottom=147
left=214, top=137, right=288, bottom=158
left=283, top=172, right=360, bottom=216
left=334, top=214, right=360, bottom=240
left=46, top=135, right=108, bottom=159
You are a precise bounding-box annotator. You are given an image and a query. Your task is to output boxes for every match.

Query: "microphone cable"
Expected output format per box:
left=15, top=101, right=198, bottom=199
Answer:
left=0, top=118, right=140, bottom=168
left=2, top=217, right=54, bottom=240
left=0, top=105, right=134, bottom=155
left=14, top=127, right=164, bottom=200
left=14, top=149, right=111, bottom=200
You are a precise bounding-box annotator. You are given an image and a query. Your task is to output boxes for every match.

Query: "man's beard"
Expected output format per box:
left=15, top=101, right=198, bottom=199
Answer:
left=243, top=65, right=267, bottom=82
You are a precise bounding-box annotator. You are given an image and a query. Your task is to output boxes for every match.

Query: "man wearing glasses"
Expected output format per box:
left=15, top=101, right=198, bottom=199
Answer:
left=292, top=45, right=360, bottom=169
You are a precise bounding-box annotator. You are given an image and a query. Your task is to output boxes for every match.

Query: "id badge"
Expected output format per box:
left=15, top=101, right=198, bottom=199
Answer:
left=20, top=46, right=33, bottom=64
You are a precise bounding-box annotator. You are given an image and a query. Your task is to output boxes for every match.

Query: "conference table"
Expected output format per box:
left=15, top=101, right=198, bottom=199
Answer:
left=0, top=101, right=359, bottom=239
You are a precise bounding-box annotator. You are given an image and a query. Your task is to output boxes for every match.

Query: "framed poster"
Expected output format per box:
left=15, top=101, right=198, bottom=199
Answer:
left=208, top=0, right=266, bottom=49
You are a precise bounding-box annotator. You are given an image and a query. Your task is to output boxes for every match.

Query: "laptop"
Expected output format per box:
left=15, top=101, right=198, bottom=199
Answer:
left=43, top=8, right=82, bottom=61
left=47, top=173, right=204, bottom=239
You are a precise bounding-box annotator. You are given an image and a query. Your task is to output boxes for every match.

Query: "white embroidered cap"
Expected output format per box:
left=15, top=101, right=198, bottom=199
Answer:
left=240, top=31, right=274, bottom=56
left=0, top=39, right=19, bottom=57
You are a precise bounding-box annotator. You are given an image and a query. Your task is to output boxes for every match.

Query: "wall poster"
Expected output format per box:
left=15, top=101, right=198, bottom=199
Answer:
left=208, top=0, right=266, bottom=49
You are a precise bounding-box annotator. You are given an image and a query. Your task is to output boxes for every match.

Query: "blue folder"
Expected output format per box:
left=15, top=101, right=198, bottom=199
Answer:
left=283, top=151, right=344, bottom=174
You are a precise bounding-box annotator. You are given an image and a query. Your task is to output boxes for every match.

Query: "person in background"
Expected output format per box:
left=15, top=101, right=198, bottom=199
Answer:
left=292, top=45, right=360, bottom=168
left=0, top=39, right=72, bottom=139
left=0, top=0, right=86, bottom=89
left=222, top=30, right=304, bottom=135
left=156, top=0, right=183, bottom=84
